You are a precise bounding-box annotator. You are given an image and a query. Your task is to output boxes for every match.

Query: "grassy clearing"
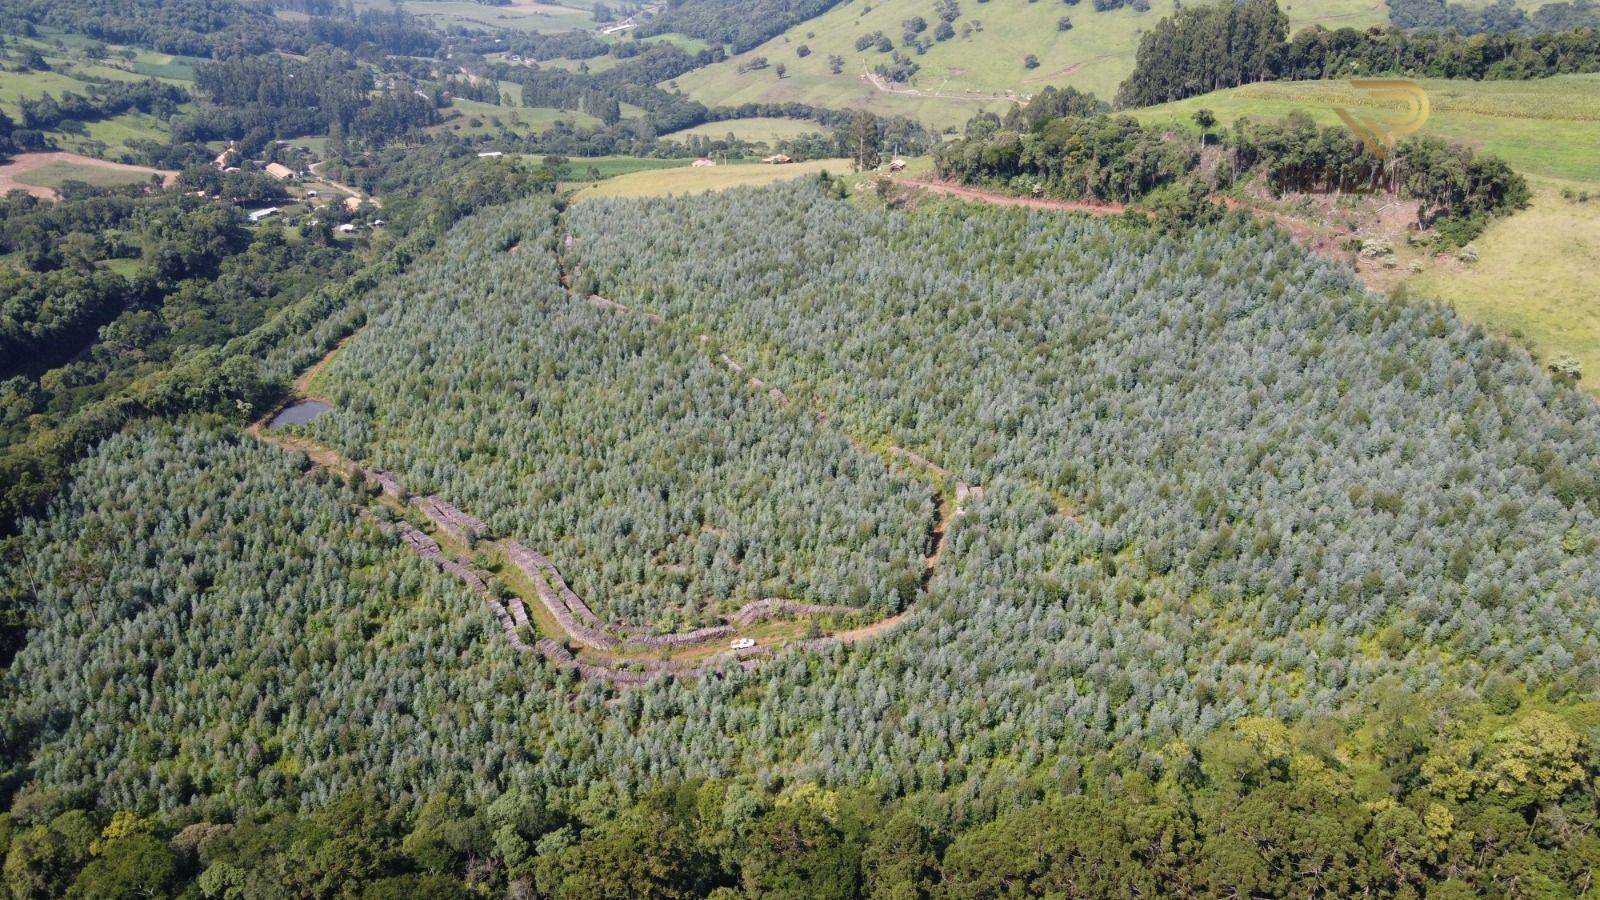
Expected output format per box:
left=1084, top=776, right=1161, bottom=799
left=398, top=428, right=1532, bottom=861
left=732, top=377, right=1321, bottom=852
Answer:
left=665, top=116, right=828, bottom=143
left=667, top=0, right=1388, bottom=131
left=349, top=0, right=597, bottom=32
left=1128, top=76, right=1600, bottom=390
left=1132, top=75, right=1600, bottom=186
left=430, top=99, right=602, bottom=137
left=534, top=154, right=691, bottom=178
left=0, top=36, right=197, bottom=155
left=1409, top=182, right=1600, bottom=396
left=571, top=157, right=847, bottom=200
left=12, top=159, right=162, bottom=189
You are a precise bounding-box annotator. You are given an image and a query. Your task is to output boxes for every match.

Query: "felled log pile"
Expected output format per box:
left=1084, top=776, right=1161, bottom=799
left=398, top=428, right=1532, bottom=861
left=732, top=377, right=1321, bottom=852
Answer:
left=628, top=624, right=734, bottom=649
left=370, top=469, right=405, bottom=499
left=955, top=481, right=984, bottom=509
left=356, top=446, right=905, bottom=687
left=888, top=445, right=952, bottom=479
left=505, top=540, right=619, bottom=651
left=414, top=496, right=489, bottom=543
left=728, top=598, right=859, bottom=628
left=487, top=598, right=533, bottom=652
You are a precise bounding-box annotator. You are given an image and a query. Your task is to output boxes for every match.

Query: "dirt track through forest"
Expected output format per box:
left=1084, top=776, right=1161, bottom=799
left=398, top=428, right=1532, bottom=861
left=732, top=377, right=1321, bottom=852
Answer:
left=245, top=227, right=983, bottom=685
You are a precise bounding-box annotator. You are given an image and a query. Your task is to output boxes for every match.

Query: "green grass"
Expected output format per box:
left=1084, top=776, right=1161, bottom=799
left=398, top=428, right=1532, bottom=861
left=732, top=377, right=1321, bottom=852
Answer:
left=666, top=116, right=829, bottom=143
left=1131, top=75, right=1600, bottom=186
left=535, top=154, right=692, bottom=178
left=0, top=35, right=197, bottom=154
left=99, top=257, right=144, bottom=277
left=525, top=54, right=626, bottom=74
left=632, top=32, right=713, bottom=53
left=667, top=0, right=1390, bottom=131
left=13, top=160, right=163, bottom=189
left=430, top=99, right=602, bottom=137
left=285, top=135, right=333, bottom=156
left=0, top=67, right=100, bottom=116
left=571, top=157, right=848, bottom=200
left=1126, top=76, right=1600, bottom=395
left=1409, top=182, right=1600, bottom=397
left=349, top=0, right=600, bottom=32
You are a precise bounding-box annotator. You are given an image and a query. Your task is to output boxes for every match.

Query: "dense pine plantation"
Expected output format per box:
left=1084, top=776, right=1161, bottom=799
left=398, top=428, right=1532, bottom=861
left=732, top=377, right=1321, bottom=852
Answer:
left=0, top=425, right=538, bottom=817
left=301, top=199, right=930, bottom=624
left=13, top=182, right=1600, bottom=896
left=568, top=180, right=1600, bottom=712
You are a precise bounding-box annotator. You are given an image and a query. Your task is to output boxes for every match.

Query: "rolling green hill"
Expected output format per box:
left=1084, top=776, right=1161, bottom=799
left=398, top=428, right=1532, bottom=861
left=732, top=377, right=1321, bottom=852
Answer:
left=0, top=34, right=199, bottom=155
left=665, top=115, right=830, bottom=143
left=665, top=0, right=1389, bottom=131
left=1129, top=75, right=1600, bottom=398
left=1130, top=75, right=1600, bottom=186
left=349, top=0, right=608, bottom=33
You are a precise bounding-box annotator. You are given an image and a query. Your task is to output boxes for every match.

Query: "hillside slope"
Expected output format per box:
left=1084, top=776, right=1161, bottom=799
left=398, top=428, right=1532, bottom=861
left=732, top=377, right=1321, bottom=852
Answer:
left=1131, top=75, right=1600, bottom=186
left=1130, top=75, right=1600, bottom=401
left=665, top=0, right=1388, bottom=130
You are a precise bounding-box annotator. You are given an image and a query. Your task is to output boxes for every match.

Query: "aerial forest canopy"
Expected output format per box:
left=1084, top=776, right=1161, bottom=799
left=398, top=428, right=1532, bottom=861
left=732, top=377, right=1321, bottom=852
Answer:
left=7, top=182, right=1600, bottom=862
left=298, top=199, right=931, bottom=624
left=6, top=179, right=1600, bottom=894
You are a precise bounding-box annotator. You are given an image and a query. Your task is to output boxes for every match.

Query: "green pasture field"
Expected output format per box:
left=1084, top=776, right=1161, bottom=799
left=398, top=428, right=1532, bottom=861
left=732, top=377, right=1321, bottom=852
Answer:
left=570, top=157, right=847, bottom=200
left=13, top=160, right=161, bottom=189
left=532, top=154, right=691, bottom=179
left=1131, top=75, right=1600, bottom=186
left=666, top=0, right=1390, bottom=131
left=1410, top=181, right=1600, bottom=398
left=349, top=0, right=601, bottom=33
left=431, top=98, right=603, bottom=136
left=665, top=116, right=828, bottom=143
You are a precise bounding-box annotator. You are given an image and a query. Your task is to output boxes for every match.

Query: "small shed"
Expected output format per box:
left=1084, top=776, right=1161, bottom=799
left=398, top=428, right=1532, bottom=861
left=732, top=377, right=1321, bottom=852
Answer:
left=888, top=158, right=907, bottom=172
left=264, top=162, right=296, bottom=181
left=246, top=207, right=279, bottom=223
left=761, top=154, right=793, bottom=165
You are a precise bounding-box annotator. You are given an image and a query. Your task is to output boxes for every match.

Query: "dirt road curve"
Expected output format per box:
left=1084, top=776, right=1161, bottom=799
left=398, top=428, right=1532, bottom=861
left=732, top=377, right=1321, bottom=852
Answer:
left=0, top=151, right=175, bottom=200
left=900, top=179, right=1133, bottom=216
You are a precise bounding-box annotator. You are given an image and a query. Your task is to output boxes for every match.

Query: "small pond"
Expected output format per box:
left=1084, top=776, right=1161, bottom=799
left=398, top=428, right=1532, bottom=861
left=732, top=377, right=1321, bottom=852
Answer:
left=267, top=400, right=332, bottom=429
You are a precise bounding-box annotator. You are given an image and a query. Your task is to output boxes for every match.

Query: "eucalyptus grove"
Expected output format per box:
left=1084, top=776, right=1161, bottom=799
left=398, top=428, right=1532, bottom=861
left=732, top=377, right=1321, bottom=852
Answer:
left=7, top=180, right=1600, bottom=834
